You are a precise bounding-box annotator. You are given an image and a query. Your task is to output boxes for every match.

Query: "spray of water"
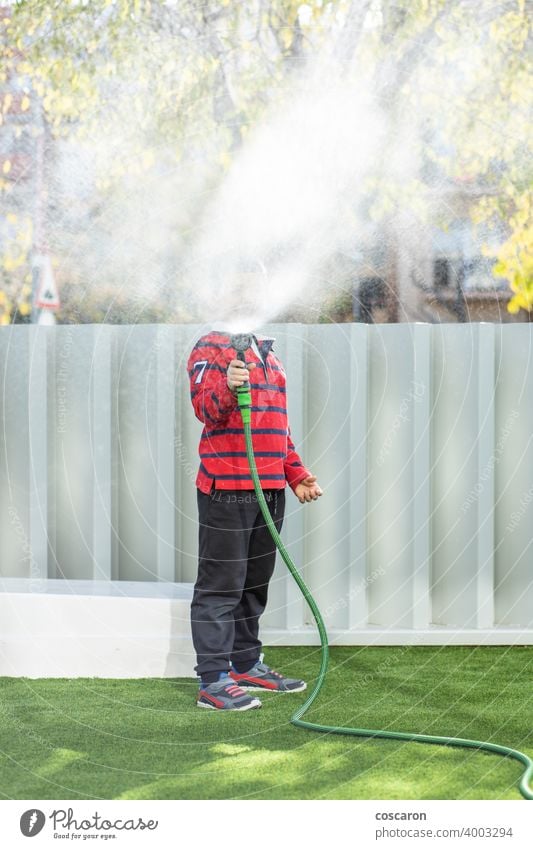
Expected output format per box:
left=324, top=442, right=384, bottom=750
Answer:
left=185, top=73, right=390, bottom=332
left=27, top=1, right=527, bottom=327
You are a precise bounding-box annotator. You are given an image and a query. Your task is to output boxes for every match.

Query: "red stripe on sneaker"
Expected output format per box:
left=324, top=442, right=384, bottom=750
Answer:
left=199, top=691, right=225, bottom=708
left=231, top=674, right=278, bottom=690
left=226, top=684, right=246, bottom=696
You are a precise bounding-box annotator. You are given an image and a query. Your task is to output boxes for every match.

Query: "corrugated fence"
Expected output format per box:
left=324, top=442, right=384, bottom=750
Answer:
left=1, top=322, right=532, bottom=644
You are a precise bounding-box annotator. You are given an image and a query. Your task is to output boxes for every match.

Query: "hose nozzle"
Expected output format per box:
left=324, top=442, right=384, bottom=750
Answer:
left=230, top=333, right=253, bottom=360
left=230, top=333, right=253, bottom=422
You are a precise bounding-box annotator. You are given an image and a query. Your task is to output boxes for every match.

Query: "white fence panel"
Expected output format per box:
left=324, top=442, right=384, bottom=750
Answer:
left=0, top=322, right=532, bottom=675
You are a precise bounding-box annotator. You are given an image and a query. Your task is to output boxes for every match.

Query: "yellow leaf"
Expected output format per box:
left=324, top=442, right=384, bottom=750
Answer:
left=281, top=28, right=294, bottom=49
left=18, top=301, right=31, bottom=316
left=20, top=95, right=30, bottom=111
left=219, top=150, right=231, bottom=170
left=2, top=160, right=11, bottom=174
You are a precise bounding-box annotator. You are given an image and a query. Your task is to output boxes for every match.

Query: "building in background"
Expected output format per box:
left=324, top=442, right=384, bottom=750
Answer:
left=352, top=153, right=527, bottom=324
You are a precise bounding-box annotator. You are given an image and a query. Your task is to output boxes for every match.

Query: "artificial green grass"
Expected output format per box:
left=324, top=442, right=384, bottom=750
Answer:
left=0, top=646, right=531, bottom=800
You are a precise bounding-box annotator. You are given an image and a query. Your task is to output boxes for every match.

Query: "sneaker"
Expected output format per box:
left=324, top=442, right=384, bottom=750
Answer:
left=229, top=654, right=307, bottom=693
left=196, top=674, right=262, bottom=711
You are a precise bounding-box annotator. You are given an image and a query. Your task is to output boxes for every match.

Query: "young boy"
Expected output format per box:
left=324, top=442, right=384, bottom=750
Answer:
left=187, top=329, right=323, bottom=710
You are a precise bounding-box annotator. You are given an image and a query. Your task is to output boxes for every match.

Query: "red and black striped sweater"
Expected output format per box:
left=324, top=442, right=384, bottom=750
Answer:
left=187, top=330, right=311, bottom=494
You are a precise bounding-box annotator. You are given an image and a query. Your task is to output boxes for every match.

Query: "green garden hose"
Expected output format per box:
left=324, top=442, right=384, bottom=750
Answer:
left=235, top=384, right=533, bottom=802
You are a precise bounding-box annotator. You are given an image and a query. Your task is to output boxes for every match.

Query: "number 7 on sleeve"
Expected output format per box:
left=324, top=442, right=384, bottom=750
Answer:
left=193, top=360, right=208, bottom=384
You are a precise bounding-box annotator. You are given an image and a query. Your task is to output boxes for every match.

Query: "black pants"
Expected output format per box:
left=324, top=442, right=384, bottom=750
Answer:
left=191, top=488, right=285, bottom=679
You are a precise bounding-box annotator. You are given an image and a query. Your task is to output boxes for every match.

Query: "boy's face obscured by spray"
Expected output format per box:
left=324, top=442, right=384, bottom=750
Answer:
left=220, top=269, right=268, bottom=332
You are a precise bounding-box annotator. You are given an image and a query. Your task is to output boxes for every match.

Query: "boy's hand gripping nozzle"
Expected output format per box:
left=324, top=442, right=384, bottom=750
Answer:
left=231, top=333, right=253, bottom=424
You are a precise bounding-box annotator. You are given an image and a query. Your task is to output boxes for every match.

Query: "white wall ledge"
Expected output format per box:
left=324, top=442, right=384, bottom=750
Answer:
left=0, top=581, right=531, bottom=680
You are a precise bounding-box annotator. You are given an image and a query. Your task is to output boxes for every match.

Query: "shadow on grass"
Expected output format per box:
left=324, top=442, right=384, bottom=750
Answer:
left=0, top=647, right=531, bottom=800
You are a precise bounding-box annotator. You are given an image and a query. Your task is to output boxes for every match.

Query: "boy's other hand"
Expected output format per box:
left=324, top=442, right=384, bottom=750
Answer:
left=294, top=475, right=323, bottom=503
left=227, top=359, right=256, bottom=393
